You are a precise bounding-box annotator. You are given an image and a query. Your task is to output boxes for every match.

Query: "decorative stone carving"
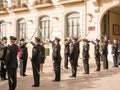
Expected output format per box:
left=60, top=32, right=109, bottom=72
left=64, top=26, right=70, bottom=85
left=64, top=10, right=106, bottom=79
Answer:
left=92, top=0, right=100, bottom=13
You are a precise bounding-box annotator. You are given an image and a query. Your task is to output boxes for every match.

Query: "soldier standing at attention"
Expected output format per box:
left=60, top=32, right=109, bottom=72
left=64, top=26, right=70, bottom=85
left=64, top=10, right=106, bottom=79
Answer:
left=82, top=39, right=90, bottom=74
left=31, top=37, right=42, bottom=87
left=69, top=38, right=79, bottom=77
left=91, top=39, right=101, bottom=71
left=102, top=36, right=109, bottom=69
left=112, top=39, right=119, bottom=67
left=19, top=38, right=28, bottom=76
left=52, top=37, right=61, bottom=82
left=64, top=39, right=70, bottom=69
left=6, top=36, right=18, bottom=90
left=0, top=37, right=8, bottom=81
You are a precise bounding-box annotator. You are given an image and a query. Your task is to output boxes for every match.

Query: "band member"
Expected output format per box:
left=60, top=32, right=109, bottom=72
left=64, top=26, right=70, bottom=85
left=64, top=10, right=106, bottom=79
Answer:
left=102, top=36, right=108, bottom=69
left=6, top=36, right=18, bottom=90
left=64, top=39, right=70, bottom=69
left=40, top=41, right=45, bottom=74
left=19, top=38, right=28, bottom=76
left=82, top=39, right=90, bottom=74
left=91, top=39, right=101, bottom=71
left=31, top=37, right=42, bottom=87
left=112, top=39, right=119, bottom=67
left=52, top=37, right=61, bottom=82
left=69, top=38, right=79, bottom=77
left=0, top=37, right=8, bottom=81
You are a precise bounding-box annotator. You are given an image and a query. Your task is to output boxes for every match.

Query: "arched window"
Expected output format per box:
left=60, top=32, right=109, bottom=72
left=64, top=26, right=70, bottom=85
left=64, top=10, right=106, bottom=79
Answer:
left=0, top=21, right=6, bottom=40
left=39, top=16, right=50, bottom=39
left=17, top=18, right=26, bottom=40
left=66, top=12, right=80, bottom=38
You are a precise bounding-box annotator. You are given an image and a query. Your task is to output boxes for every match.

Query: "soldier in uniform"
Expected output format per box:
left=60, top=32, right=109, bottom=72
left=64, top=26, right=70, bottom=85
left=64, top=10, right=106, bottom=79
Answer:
left=52, top=37, right=61, bottom=82
left=64, top=39, right=70, bottom=69
left=91, top=39, right=101, bottom=71
left=31, top=37, right=42, bottom=87
left=112, top=39, right=119, bottom=67
left=69, top=38, right=79, bottom=77
left=82, top=39, right=90, bottom=74
left=6, top=36, right=18, bottom=90
left=0, top=37, right=8, bottom=81
left=102, top=36, right=108, bottom=69
left=19, top=38, right=28, bottom=76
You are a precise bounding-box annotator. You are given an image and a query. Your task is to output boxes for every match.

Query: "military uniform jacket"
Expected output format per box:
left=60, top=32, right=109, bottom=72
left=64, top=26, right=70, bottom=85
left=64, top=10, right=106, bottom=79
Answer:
left=31, top=44, right=42, bottom=64
left=102, top=40, right=108, bottom=56
left=91, top=41, right=100, bottom=57
left=19, top=43, right=28, bottom=60
left=64, top=42, right=70, bottom=54
left=82, top=44, right=90, bottom=59
left=52, top=44, right=61, bottom=62
left=0, top=43, right=7, bottom=61
left=112, top=43, right=118, bottom=55
left=6, top=44, right=18, bottom=69
left=70, top=42, right=80, bottom=60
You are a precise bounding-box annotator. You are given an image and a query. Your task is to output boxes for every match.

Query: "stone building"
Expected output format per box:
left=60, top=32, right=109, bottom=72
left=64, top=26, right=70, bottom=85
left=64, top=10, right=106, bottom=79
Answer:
left=0, top=0, right=120, bottom=57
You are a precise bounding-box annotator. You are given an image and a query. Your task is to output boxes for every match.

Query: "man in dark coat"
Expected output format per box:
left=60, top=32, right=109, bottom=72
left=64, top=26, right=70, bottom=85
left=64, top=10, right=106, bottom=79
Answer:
left=19, top=38, right=28, bottom=76
left=112, top=39, right=119, bottom=67
left=64, top=39, right=70, bottom=69
left=31, top=37, right=42, bottom=87
left=102, top=36, right=108, bottom=69
left=0, top=37, right=8, bottom=80
left=82, top=39, right=90, bottom=74
left=6, top=36, right=18, bottom=90
left=117, top=42, right=120, bottom=65
left=91, top=39, right=101, bottom=71
left=69, top=38, right=79, bottom=77
left=52, top=37, right=61, bottom=82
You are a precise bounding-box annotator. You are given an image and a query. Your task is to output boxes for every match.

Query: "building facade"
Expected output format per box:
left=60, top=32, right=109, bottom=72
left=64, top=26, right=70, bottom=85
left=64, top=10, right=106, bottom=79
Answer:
left=0, top=0, right=120, bottom=56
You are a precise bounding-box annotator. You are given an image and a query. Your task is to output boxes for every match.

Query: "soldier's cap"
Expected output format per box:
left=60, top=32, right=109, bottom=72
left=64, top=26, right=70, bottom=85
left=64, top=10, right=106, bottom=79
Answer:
left=95, top=39, right=100, bottom=42
left=2, top=37, right=7, bottom=41
left=10, top=36, right=17, bottom=40
left=20, top=38, right=25, bottom=41
left=55, top=37, right=60, bottom=42
left=83, top=39, right=89, bottom=42
left=35, top=37, right=41, bottom=42
left=72, top=37, right=78, bottom=41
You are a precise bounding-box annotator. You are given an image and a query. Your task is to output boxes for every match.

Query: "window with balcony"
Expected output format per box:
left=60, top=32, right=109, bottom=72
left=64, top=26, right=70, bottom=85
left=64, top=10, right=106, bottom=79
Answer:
left=66, top=12, right=80, bottom=38
left=17, top=19, right=26, bottom=40
left=39, top=16, right=50, bottom=39
left=0, top=21, right=6, bottom=40
left=11, top=0, right=27, bottom=9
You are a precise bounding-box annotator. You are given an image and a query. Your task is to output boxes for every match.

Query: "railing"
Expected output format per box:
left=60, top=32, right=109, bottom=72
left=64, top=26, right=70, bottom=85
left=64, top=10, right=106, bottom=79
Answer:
left=58, top=0, right=84, bottom=4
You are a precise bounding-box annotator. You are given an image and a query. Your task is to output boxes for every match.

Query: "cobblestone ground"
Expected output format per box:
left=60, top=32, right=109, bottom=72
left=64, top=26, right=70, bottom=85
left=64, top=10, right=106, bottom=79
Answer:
left=0, top=58, right=120, bottom=90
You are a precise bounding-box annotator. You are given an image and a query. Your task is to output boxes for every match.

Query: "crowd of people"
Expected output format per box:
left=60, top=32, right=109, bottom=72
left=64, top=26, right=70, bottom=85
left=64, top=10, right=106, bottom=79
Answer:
left=0, top=35, right=120, bottom=90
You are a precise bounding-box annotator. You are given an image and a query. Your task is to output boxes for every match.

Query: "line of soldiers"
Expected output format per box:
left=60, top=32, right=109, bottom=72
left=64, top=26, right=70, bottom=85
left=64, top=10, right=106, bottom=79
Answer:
left=0, top=35, right=120, bottom=90
left=63, top=36, right=120, bottom=77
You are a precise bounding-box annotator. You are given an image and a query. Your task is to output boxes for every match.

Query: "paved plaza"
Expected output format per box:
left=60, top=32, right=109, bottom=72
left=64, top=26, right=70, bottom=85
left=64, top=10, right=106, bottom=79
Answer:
left=0, top=58, right=120, bottom=90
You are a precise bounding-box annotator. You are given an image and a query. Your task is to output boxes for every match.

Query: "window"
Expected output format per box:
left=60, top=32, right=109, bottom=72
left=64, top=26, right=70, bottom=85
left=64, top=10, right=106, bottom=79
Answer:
left=17, top=19, right=26, bottom=40
left=39, top=16, right=50, bottom=39
left=66, top=13, right=80, bottom=38
left=0, top=21, right=6, bottom=40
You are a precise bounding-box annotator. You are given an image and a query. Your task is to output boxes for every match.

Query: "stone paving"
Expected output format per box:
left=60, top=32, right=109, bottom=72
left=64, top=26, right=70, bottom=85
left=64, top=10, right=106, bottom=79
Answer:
left=0, top=57, right=120, bottom=90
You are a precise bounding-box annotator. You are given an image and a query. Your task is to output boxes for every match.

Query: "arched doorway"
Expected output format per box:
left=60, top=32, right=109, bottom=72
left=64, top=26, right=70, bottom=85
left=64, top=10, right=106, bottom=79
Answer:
left=101, top=6, right=120, bottom=40
left=98, top=1, right=120, bottom=41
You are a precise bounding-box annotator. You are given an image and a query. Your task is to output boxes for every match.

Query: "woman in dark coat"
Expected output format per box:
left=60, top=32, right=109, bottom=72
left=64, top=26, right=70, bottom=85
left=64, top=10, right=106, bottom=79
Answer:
left=40, top=41, right=45, bottom=74
left=117, top=42, right=120, bottom=65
